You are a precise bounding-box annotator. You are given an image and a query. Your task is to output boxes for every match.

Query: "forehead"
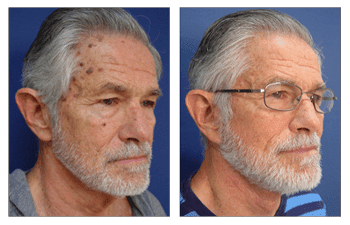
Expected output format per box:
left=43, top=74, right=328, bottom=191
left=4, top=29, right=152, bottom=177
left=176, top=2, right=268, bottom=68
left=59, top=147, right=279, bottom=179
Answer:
left=239, top=33, right=323, bottom=89
left=70, top=34, right=158, bottom=93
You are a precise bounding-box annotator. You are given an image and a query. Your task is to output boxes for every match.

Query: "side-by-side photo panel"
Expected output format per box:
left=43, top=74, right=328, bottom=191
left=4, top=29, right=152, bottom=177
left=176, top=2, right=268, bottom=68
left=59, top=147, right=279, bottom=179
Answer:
left=180, top=8, right=340, bottom=216
left=9, top=8, right=169, bottom=216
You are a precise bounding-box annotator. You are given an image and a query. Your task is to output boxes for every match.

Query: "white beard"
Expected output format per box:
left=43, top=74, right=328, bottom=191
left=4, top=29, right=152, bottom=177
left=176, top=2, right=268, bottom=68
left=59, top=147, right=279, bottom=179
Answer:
left=219, top=125, right=322, bottom=195
left=51, top=123, right=152, bottom=197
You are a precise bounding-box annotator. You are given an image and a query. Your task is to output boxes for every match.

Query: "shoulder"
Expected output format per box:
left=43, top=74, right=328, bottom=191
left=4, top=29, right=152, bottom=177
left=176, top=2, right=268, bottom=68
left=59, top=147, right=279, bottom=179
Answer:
left=9, top=169, right=37, bottom=216
left=283, top=190, right=326, bottom=216
left=131, top=190, right=166, bottom=216
left=180, top=175, right=214, bottom=216
left=180, top=176, right=198, bottom=216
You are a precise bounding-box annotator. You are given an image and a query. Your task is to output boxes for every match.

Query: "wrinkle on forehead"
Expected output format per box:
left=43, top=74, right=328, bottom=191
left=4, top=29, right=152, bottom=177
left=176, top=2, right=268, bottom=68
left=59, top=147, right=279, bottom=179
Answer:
left=99, top=54, right=155, bottom=76
left=241, top=33, right=321, bottom=88
left=64, top=34, right=157, bottom=100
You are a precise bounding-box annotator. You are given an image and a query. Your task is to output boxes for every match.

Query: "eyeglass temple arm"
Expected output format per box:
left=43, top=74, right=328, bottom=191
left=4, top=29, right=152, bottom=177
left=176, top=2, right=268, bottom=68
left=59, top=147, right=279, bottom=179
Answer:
left=322, top=96, right=337, bottom=100
left=215, top=89, right=265, bottom=93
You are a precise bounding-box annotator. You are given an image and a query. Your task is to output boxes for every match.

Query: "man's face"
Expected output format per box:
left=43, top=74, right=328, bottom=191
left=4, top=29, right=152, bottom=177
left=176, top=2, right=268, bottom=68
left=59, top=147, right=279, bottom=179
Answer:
left=53, top=34, right=160, bottom=196
left=220, top=34, right=324, bottom=194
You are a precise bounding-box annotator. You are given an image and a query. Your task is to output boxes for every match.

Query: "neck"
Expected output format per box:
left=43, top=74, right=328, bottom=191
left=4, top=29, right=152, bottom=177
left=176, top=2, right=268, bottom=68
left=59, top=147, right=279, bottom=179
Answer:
left=191, top=145, right=281, bottom=216
left=26, top=142, right=132, bottom=216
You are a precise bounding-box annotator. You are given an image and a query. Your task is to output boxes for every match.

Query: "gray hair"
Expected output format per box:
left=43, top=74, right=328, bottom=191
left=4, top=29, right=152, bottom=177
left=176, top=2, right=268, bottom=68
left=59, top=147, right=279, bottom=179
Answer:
left=22, top=8, right=162, bottom=126
left=188, top=9, right=323, bottom=147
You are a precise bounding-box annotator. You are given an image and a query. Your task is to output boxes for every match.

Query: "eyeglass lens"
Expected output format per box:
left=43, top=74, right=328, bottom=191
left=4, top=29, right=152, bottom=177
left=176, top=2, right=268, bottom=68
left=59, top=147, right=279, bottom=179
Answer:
left=264, top=83, right=335, bottom=113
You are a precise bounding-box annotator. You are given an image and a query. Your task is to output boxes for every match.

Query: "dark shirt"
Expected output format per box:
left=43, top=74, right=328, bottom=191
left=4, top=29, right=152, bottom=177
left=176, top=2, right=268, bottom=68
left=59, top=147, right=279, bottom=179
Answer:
left=180, top=173, right=326, bottom=216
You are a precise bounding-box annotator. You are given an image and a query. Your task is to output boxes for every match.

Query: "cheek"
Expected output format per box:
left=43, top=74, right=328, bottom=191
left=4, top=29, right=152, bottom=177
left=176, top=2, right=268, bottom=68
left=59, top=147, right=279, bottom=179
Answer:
left=231, top=100, right=289, bottom=150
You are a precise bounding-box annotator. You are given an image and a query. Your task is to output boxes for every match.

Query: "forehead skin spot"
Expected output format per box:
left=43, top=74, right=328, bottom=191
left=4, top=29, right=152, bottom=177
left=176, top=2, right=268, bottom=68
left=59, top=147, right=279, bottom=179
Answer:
left=70, top=43, right=78, bottom=50
left=60, top=96, right=67, bottom=101
left=97, top=35, right=103, bottom=42
left=86, top=67, right=94, bottom=74
left=70, top=35, right=157, bottom=100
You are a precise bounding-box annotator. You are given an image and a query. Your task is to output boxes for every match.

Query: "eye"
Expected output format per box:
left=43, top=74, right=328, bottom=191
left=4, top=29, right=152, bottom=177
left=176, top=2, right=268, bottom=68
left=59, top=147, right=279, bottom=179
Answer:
left=102, top=98, right=116, bottom=106
left=271, top=91, right=284, bottom=99
left=313, top=94, right=322, bottom=106
left=142, top=100, right=156, bottom=108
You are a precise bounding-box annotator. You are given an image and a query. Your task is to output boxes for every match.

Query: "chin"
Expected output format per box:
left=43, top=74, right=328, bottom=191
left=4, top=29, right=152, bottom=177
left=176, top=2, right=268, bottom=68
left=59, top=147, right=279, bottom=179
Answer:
left=255, top=154, right=323, bottom=196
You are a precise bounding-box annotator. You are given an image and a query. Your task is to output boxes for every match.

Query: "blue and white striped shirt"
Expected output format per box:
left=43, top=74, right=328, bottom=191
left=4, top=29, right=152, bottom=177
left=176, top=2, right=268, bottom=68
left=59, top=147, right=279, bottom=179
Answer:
left=180, top=174, right=326, bottom=216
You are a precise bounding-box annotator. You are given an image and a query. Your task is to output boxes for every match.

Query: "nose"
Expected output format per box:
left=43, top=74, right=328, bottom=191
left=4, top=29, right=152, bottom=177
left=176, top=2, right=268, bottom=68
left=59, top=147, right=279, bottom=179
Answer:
left=289, top=94, right=323, bottom=134
left=118, top=101, right=155, bottom=144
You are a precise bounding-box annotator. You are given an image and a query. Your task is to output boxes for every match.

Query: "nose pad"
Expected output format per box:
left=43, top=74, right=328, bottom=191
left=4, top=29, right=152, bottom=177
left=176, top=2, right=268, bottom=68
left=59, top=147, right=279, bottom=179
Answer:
left=295, top=93, right=315, bottom=105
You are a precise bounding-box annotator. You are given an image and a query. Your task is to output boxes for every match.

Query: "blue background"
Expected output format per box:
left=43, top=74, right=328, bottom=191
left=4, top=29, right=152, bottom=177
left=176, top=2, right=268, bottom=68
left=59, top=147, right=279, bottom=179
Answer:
left=9, top=8, right=169, bottom=216
left=180, top=8, right=340, bottom=216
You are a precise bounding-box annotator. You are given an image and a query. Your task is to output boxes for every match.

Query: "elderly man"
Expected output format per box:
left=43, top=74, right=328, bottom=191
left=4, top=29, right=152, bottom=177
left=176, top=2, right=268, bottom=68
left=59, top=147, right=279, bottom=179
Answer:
left=180, top=9, right=338, bottom=216
left=9, top=8, right=167, bottom=216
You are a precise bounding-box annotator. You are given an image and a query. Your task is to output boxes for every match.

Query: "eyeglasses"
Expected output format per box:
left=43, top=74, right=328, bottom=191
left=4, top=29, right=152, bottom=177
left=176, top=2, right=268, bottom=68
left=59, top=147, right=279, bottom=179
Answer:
left=215, top=81, right=337, bottom=114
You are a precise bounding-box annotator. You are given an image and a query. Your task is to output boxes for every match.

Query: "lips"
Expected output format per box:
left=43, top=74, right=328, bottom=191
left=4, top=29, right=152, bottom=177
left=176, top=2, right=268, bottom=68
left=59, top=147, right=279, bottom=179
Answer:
left=107, top=154, right=149, bottom=165
left=279, top=146, right=317, bottom=154
left=117, top=155, right=148, bottom=165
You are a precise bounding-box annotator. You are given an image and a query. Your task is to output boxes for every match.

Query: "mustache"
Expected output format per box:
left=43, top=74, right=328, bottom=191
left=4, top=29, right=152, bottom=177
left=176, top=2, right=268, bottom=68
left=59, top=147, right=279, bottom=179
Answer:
left=105, top=142, right=152, bottom=163
left=273, top=133, right=321, bottom=154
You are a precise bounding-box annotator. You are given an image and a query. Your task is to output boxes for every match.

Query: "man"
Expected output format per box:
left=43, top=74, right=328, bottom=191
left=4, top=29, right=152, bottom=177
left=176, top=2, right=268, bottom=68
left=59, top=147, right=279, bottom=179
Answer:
left=9, top=8, right=167, bottom=216
left=180, top=9, right=339, bottom=216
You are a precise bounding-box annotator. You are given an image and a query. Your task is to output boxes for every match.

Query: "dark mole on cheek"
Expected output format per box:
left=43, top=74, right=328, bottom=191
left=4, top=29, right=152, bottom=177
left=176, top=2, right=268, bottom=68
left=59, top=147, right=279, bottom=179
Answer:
left=86, top=67, right=94, bottom=74
left=79, top=62, right=84, bottom=67
left=103, top=123, right=106, bottom=126
left=88, top=43, right=95, bottom=48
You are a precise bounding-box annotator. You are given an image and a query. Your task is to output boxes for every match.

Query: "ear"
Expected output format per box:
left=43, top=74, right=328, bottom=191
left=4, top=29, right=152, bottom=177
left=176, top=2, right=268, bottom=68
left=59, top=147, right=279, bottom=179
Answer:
left=185, top=89, right=221, bottom=144
left=15, top=88, right=52, bottom=142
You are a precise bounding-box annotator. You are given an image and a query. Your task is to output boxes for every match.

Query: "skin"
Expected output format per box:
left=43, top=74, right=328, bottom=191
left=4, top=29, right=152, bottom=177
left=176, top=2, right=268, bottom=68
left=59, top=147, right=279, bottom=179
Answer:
left=229, top=34, right=324, bottom=170
left=18, top=34, right=160, bottom=216
left=59, top=34, right=160, bottom=180
left=188, top=33, right=324, bottom=216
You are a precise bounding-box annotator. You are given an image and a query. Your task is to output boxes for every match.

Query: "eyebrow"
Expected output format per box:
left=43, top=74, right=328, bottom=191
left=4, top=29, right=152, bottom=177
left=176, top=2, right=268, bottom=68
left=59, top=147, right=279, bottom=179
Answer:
left=264, top=77, right=326, bottom=90
left=99, top=82, right=162, bottom=98
left=149, top=88, right=163, bottom=98
left=100, top=82, right=127, bottom=93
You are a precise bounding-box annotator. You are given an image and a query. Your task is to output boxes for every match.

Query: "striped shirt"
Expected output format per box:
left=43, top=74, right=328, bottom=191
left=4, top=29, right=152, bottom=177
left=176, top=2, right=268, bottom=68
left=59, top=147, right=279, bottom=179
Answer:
left=180, top=174, right=326, bottom=216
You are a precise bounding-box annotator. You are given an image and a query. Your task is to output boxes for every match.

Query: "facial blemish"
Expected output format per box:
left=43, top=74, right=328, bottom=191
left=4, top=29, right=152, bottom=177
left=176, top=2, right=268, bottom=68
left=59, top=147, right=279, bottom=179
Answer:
left=103, top=123, right=106, bottom=126
left=86, top=67, right=94, bottom=74
left=70, top=43, right=77, bottom=50
left=98, top=68, right=103, bottom=72
left=80, top=62, right=84, bottom=67
left=88, top=43, right=95, bottom=48
left=97, top=35, right=103, bottom=42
